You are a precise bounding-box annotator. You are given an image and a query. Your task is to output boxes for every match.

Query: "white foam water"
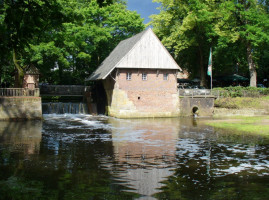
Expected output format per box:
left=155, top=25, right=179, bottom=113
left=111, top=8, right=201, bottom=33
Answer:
left=42, top=102, right=88, bottom=114
left=43, top=114, right=110, bottom=130
left=42, top=114, right=112, bottom=144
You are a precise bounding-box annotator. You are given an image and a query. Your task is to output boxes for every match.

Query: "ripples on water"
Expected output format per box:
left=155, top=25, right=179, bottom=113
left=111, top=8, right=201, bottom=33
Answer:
left=0, top=114, right=269, bottom=200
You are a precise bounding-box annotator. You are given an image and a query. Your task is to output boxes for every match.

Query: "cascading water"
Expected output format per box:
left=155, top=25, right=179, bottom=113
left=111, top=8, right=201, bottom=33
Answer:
left=42, top=102, right=88, bottom=114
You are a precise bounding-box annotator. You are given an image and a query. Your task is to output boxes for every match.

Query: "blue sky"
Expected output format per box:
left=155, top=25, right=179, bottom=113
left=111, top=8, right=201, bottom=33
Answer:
left=126, top=0, right=161, bottom=24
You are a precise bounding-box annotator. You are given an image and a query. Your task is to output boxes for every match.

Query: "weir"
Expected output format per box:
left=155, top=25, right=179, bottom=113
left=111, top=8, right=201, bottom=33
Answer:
left=42, top=102, right=88, bottom=114
left=40, top=85, right=91, bottom=115
left=0, top=85, right=216, bottom=119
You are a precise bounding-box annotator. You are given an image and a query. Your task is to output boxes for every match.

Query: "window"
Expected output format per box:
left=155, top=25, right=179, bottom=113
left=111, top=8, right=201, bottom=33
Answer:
left=163, top=73, right=169, bottom=81
left=142, top=73, right=147, bottom=81
left=126, top=72, right=132, bottom=80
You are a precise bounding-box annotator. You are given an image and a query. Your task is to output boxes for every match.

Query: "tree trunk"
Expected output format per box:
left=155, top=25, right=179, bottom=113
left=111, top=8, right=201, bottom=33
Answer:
left=13, top=50, right=24, bottom=88
left=198, top=46, right=207, bottom=87
left=246, top=41, right=257, bottom=87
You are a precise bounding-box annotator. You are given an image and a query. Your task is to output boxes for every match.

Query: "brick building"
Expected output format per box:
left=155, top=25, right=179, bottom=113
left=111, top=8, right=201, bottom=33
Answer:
left=87, top=28, right=182, bottom=118
left=23, top=64, right=40, bottom=89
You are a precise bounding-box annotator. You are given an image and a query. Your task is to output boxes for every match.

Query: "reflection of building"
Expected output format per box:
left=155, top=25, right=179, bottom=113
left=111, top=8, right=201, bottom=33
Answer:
left=109, top=118, right=180, bottom=198
left=0, top=121, right=42, bottom=154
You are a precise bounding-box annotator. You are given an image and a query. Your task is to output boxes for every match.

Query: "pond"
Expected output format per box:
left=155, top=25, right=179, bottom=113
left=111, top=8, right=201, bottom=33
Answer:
left=0, top=114, right=269, bottom=200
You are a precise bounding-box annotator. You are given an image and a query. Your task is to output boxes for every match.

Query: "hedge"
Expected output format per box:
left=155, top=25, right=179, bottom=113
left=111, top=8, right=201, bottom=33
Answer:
left=212, top=86, right=269, bottom=98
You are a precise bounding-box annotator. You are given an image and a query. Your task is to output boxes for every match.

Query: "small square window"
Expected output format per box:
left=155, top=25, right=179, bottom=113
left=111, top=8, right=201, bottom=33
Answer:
left=163, top=73, right=169, bottom=81
left=142, top=73, right=147, bottom=81
left=126, top=73, right=132, bottom=80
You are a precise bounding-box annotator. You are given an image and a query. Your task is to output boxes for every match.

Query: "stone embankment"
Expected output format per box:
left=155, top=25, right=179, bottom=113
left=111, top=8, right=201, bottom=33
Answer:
left=0, top=97, right=42, bottom=120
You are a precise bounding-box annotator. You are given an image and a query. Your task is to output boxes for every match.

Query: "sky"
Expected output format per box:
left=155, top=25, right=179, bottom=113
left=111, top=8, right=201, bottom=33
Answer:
left=126, top=0, right=161, bottom=24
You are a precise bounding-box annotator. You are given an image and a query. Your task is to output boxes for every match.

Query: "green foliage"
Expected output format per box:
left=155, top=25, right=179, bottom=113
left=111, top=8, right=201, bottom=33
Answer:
left=0, top=0, right=144, bottom=85
left=150, top=0, right=269, bottom=87
left=217, top=0, right=269, bottom=87
left=150, top=0, right=219, bottom=86
left=213, top=86, right=269, bottom=97
left=0, top=0, right=64, bottom=86
left=26, top=0, right=144, bottom=84
left=0, top=176, right=44, bottom=200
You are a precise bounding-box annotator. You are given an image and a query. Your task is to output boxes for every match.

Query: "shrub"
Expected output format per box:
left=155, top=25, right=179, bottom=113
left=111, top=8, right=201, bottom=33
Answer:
left=213, top=87, right=269, bottom=97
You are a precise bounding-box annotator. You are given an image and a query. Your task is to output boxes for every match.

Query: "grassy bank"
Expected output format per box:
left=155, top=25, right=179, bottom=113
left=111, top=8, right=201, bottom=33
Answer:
left=205, top=116, right=269, bottom=136
left=214, top=96, right=269, bottom=111
left=206, top=95, right=269, bottom=136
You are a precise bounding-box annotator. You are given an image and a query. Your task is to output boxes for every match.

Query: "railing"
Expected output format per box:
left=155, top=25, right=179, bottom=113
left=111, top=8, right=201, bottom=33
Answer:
left=0, top=88, right=40, bottom=97
left=178, top=89, right=213, bottom=98
left=40, top=85, right=91, bottom=96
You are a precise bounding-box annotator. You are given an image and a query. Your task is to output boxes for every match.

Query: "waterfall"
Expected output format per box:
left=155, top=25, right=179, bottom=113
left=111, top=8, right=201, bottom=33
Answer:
left=42, top=102, right=88, bottom=114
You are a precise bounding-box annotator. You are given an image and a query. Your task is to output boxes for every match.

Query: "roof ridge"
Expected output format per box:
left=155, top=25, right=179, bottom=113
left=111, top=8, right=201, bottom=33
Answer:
left=87, top=28, right=180, bottom=81
left=105, top=29, right=150, bottom=77
left=86, top=29, right=148, bottom=81
left=148, top=28, right=182, bottom=72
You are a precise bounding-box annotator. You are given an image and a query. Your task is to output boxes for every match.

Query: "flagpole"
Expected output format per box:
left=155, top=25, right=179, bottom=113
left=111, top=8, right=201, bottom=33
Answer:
left=207, top=47, right=213, bottom=90
left=210, top=48, right=213, bottom=92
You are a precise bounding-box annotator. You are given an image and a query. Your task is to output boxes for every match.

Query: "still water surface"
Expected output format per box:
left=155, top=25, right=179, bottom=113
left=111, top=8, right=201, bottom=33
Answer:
left=0, top=114, right=269, bottom=200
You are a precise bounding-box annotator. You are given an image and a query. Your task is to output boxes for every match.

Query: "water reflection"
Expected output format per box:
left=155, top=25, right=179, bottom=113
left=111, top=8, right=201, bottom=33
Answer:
left=0, top=120, right=42, bottom=155
left=155, top=118, right=269, bottom=200
left=109, top=118, right=180, bottom=198
left=0, top=115, right=269, bottom=200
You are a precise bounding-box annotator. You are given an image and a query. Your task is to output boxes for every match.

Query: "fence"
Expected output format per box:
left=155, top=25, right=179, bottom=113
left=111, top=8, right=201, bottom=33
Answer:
left=40, top=85, right=91, bottom=96
left=178, top=89, right=213, bottom=97
left=0, top=88, right=40, bottom=97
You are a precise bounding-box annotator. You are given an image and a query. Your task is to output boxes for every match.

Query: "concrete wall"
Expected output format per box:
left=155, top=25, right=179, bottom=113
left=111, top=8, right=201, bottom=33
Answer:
left=103, top=69, right=180, bottom=118
left=179, top=97, right=214, bottom=117
left=0, top=97, right=42, bottom=120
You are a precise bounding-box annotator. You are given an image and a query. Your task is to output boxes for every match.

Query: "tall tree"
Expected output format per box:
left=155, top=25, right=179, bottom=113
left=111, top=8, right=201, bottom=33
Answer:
left=216, top=0, right=269, bottom=87
left=220, top=0, right=269, bottom=87
left=0, top=0, right=144, bottom=85
left=28, top=0, right=144, bottom=84
left=150, top=0, right=269, bottom=87
left=150, top=0, right=219, bottom=87
left=1, top=0, right=63, bottom=87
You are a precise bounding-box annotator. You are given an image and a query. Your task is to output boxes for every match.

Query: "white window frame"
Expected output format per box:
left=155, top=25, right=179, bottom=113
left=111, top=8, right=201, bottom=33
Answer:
left=142, top=73, right=147, bottom=81
left=163, top=73, right=169, bottom=81
left=126, top=72, right=132, bottom=80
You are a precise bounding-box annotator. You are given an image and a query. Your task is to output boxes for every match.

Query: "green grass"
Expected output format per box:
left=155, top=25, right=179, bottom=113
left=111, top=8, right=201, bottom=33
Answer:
left=206, top=116, right=269, bottom=136
left=215, top=96, right=269, bottom=111
left=262, top=95, right=269, bottom=100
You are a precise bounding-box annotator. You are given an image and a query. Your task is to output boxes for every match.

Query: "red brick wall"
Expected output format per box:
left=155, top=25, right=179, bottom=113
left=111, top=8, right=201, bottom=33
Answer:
left=23, top=74, right=39, bottom=89
left=117, top=69, right=178, bottom=113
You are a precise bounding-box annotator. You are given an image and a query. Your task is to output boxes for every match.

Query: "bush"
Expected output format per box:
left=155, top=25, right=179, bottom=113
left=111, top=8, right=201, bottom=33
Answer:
left=214, top=98, right=239, bottom=109
left=213, top=86, right=269, bottom=97
left=215, top=97, right=269, bottom=111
